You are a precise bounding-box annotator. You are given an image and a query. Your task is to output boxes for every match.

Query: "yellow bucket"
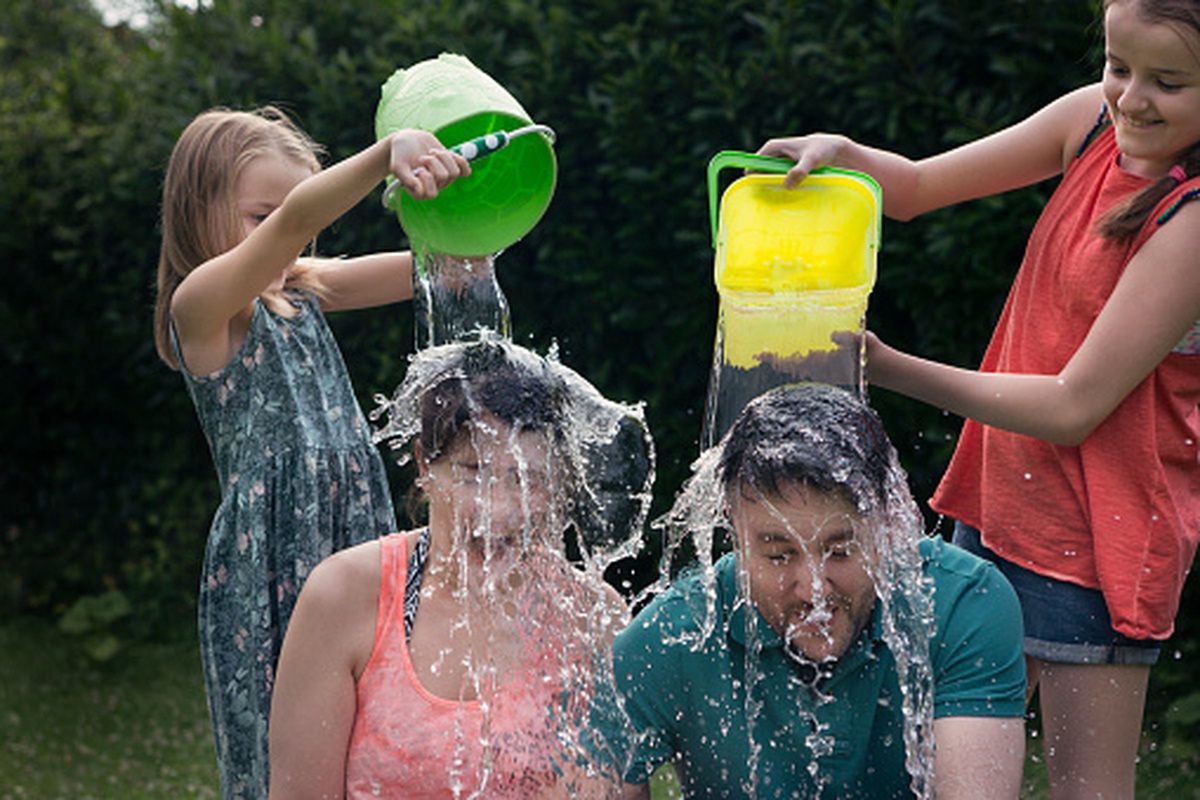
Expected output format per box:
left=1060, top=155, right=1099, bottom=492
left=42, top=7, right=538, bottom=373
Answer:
left=703, top=152, right=881, bottom=446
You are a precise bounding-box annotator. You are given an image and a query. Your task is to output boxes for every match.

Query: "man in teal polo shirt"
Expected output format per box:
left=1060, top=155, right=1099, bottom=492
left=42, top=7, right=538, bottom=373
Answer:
left=615, top=384, right=1026, bottom=798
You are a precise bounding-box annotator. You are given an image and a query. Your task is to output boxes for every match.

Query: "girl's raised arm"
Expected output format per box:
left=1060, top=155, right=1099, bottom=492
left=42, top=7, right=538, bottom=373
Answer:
left=300, top=251, right=417, bottom=313
left=171, top=132, right=466, bottom=364
left=759, top=83, right=1104, bottom=221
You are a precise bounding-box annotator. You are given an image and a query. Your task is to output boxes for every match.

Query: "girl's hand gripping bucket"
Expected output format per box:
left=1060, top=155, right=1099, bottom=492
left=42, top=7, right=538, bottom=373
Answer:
left=702, top=151, right=882, bottom=448
left=375, top=53, right=557, bottom=257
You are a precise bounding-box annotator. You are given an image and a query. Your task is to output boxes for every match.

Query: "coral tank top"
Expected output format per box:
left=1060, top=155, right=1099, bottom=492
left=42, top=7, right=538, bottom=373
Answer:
left=343, top=533, right=572, bottom=798
left=932, top=123, right=1200, bottom=640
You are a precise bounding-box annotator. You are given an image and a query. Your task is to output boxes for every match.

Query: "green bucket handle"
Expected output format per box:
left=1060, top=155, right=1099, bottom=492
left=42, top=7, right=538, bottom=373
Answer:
left=706, top=150, right=882, bottom=249
left=381, top=124, right=556, bottom=210
left=707, top=151, right=794, bottom=249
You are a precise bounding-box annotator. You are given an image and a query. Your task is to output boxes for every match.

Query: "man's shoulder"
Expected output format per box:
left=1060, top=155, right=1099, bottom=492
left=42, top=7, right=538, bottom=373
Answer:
left=919, top=538, right=1027, bottom=718
left=615, top=554, right=736, bottom=654
left=920, top=536, right=1022, bottom=641
left=921, top=536, right=1016, bottom=603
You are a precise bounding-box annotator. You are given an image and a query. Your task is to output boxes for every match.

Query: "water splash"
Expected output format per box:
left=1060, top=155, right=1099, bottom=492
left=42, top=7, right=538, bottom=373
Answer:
left=703, top=315, right=866, bottom=449
left=650, top=386, right=937, bottom=798
left=412, top=249, right=511, bottom=349
left=370, top=335, right=655, bottom=796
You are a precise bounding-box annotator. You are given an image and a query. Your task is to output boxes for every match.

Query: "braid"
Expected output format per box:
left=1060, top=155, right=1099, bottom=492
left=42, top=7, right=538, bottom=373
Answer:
left=1098, top=141, right=1200, bottom=241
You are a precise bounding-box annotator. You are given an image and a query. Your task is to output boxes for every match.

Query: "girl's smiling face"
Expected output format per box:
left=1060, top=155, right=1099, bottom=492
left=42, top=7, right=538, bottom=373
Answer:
left=1103, top=0, right=1200, bottom=177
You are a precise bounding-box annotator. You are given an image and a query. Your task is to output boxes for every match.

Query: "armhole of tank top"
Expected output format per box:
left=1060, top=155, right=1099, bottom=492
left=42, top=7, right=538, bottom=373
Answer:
left=1073, top=105, right=1111, bottom=161
left=169, top=299, right=265, bottom=383
left=1147, top=186, right=1200, bottom=353
left=357, top=534, right=406, bottom=681
left=1155, top=187, right=1200, bottom=226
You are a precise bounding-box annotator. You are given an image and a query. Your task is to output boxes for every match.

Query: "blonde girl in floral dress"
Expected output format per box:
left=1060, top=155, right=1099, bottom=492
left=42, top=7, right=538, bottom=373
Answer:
left=153, top=106, right=468, bottom=799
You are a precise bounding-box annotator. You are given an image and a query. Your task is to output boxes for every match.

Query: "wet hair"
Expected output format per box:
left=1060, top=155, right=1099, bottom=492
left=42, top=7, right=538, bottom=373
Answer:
left=1098, top=0, right=1200, bottom=241
left=716, top=383, right=893, bottom=514
left=153, top=106, right=327, bottom=369
left=416, top=340, right=567, bottom=461
left=402, top=340, right=570, bottom=524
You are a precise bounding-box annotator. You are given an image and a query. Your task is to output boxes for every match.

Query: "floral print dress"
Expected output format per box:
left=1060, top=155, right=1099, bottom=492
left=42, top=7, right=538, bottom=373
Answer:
left=172, top=293, right=396, bottom=799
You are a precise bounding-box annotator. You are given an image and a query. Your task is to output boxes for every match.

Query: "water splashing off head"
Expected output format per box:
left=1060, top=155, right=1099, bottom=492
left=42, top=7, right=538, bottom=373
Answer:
left=363, top=333, right=652, bottom=797
left=271, top=335, right=654, bottom=799
left=614, top=384, right=1027, bottom=799
left=718, top=384, right=935, bottom=794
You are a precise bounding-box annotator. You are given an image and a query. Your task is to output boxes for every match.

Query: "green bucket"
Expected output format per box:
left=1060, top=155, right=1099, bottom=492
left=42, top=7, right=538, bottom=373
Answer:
left=375, top=53, right=557, bottom=257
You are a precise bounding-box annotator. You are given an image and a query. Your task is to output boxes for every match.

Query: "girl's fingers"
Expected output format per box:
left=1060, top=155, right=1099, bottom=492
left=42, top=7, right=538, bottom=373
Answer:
left=418, top=154, right=451, bottom=186
left=390, top=129, right=472, bottom=200
left=415, top=163, right=438, bottom=198
left=392, top=162, right=421, bottom=194
left=426, top=149, right=470, bottom=184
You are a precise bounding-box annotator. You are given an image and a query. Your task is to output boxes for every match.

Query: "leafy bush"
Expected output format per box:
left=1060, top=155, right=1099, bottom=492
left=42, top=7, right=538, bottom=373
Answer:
left=10, top=0, right=1186, bottom=668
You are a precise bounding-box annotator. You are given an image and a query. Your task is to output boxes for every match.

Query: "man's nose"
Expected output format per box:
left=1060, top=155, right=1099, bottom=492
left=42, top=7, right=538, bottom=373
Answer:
left=787, top=558, right=827, bottom=602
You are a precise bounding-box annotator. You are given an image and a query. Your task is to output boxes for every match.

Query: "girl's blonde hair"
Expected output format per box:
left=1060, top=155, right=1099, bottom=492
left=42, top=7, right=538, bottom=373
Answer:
left=1098, top=0, right=1200, bottom=241
left=154, top=106, right=328, bottom=369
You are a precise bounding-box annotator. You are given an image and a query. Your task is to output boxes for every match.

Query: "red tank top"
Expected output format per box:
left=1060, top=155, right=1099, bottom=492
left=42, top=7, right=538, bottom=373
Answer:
left=931, top=124, right=1200, bottom=640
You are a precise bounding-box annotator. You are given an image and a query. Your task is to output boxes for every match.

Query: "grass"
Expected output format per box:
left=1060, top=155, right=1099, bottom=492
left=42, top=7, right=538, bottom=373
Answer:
left=0, top=617, right=219, bottom=799
left=2, top=616, right=1196, bottom=798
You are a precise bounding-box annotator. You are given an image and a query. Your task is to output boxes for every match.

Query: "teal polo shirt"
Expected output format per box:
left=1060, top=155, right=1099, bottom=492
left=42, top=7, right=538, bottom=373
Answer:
left=613, top=537, right=1025, bottom=798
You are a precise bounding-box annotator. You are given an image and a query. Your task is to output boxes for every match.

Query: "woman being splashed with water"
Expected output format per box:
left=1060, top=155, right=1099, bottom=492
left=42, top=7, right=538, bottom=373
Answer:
left=154, top=106, right=468, bottom=799
left=759, top=0, right=1200, bottom=795
left=268, top=338, right=641, bottom=799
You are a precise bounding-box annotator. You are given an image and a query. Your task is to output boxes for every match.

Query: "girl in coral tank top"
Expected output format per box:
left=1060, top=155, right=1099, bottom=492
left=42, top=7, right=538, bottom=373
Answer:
left=758, top=1, right=1200, bottom=796
left=266, top=338, right=634, bottom=799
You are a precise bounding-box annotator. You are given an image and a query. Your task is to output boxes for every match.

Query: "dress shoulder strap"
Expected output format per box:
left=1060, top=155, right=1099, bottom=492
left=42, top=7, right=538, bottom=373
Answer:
left=1155, top=188, right=1200, bottom=226
left=1074, top=105, right=1112, bottom=160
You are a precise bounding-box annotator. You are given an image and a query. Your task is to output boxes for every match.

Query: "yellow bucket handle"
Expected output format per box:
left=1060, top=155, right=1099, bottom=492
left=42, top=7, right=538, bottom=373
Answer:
left=706, top=151, right=882, bottom=249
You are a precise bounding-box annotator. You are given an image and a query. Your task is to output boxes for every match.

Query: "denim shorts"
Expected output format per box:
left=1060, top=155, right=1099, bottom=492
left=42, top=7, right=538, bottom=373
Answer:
left=952, top=522, right=1159, bottom=666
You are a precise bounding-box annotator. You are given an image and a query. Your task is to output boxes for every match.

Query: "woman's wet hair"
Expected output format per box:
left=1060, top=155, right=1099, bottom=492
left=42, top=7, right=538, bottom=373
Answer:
left=377, top=335, right=654, bottom=545
left=716, top=383, right=893, bottom=514
left=417, top=340, right=567, bottom=462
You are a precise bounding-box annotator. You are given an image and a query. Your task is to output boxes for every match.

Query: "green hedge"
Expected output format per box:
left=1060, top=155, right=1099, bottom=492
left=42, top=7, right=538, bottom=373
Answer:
left=2, top=0, right=1111, bottom=621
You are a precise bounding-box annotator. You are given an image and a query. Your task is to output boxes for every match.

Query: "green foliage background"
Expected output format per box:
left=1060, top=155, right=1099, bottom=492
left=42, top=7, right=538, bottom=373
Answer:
left=1, top=0, right=1196, bottom=760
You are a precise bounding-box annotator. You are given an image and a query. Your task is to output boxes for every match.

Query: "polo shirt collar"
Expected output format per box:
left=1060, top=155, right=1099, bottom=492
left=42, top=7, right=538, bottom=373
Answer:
left=719, top=552, right=887, bottom=680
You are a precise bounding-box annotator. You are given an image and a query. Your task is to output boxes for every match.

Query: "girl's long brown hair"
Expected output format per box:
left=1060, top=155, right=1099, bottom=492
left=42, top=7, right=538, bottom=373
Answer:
left=153, top=106, right=327, bottom=369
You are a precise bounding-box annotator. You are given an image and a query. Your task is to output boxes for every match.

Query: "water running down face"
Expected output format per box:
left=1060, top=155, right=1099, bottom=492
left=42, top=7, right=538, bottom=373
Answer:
left=421, top=415, right=558, bottom=564
left=712, top=383, right=893, bottom=665
left=731, top=481, right=877, bottom=664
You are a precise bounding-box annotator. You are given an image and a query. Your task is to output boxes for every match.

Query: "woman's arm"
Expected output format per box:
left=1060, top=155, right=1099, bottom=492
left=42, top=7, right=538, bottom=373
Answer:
left=868, top=202, right=1200, bottom=444
left=268, top=543, right=380, bottom=800
left=758, top=84, right=1102, bottom=221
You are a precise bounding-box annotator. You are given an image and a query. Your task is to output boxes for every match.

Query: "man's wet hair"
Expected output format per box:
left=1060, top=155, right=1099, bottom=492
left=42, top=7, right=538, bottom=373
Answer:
left=717, top=383, right=893, bottom=514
